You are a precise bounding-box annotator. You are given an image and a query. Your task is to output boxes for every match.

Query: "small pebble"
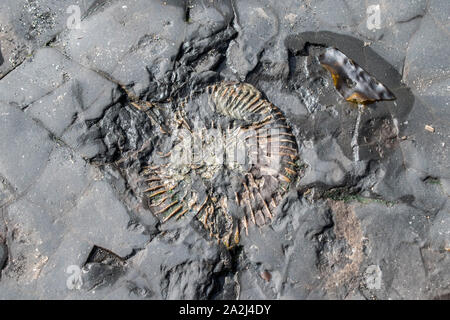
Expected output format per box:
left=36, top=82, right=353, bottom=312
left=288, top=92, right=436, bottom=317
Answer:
left=261, top=270, right=272, bottom=282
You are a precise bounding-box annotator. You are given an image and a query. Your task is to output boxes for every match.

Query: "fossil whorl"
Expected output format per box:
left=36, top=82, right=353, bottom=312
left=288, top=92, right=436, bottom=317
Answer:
left=140, top=82, right=299, bottom=248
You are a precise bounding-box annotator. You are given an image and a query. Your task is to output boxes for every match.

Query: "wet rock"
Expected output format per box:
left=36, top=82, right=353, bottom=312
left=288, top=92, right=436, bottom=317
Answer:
left=54, top=0, right=187, bottom=98
left=226, top=0, right=279, bottom=80
left=355, top=202, right=433, bottom=299
left=403, top=15, right=450, bottom=96
left=66, top=180, right=149, bottom=258
left=0, top=102, right=54, bottom=193
left=24, top=146, right=93, bottom=217
left=299, top=136, right=357, bottom=187
left=0, top=47, right=121, bottom=158
left=127, top=227, right=230, bottom=300
left=428, top=0, right=450, bottom=26
left=0, top=0, right=96, bottom=78
left=240, top=195, right=334, bottom=299
left=0, top=0, right=448, bottom=300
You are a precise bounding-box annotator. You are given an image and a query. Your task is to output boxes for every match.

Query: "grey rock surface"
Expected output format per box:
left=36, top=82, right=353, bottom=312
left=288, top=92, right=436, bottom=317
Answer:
left=0, top=0, right=448, bottom=300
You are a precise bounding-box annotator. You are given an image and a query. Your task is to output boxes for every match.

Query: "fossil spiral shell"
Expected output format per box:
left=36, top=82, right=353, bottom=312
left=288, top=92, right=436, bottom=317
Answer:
left=140, top=82, right=299, bottom=248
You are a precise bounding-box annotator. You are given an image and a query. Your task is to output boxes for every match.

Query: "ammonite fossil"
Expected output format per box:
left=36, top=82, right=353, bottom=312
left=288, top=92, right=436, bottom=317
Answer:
left=136, top=82, right=299, bottom=248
